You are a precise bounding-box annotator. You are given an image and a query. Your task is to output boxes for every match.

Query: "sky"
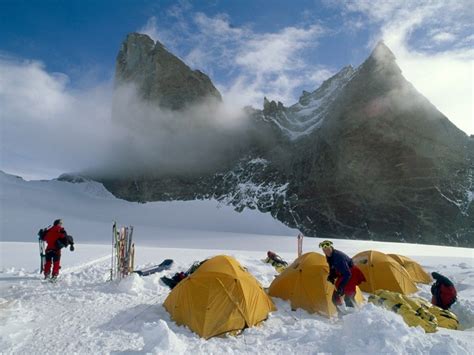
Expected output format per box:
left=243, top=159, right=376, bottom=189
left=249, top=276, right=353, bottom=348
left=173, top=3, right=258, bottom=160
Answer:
left=0, top=0, right=473, bottom=180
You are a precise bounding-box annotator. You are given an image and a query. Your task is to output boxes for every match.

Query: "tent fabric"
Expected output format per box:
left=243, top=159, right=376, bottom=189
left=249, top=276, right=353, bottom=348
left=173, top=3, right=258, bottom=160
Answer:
left=368, top=290, right=459, bottom=332
left=163, top=255, right=276, bottom=339
left=268, top=252, right=364, bottom=318
left=387, top=254, right=432, bottom=284
left=352, top=250, right=418, bottom=295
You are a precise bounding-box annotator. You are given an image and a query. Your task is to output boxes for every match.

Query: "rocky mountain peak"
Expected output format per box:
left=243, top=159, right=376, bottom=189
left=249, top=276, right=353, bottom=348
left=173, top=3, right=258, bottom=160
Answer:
left=359, top=40, right=401, bottom=77
left=100, top=39, right=473, bottom=247
left=263, top=97, right=285, bottom=115
left=114, top=32, right=222, bottom=111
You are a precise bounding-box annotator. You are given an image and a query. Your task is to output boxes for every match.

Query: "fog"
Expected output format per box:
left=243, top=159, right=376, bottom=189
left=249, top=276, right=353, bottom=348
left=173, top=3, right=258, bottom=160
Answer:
left=100, top=84, right=255, bottom=177
left=0, top=56, right=257, bottom=180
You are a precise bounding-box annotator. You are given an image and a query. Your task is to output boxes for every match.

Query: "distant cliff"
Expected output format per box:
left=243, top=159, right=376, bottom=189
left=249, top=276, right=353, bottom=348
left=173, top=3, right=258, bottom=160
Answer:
left=93, top=34, right=474, bottom=246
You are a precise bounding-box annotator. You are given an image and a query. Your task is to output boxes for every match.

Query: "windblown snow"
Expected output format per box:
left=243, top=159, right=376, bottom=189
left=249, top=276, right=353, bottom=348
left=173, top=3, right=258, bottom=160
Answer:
left=1, top=171, right=473, bottom=354
left=265, top=66, right=355, bottom=140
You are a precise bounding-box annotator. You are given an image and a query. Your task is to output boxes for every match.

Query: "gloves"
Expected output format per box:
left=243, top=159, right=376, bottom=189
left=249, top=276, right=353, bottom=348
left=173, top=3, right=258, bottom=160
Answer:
left=337, top=287, right=344, bottom=297
left=327, top=275, right=336, bottom=284
left=70, top=244, right=75, bottom=252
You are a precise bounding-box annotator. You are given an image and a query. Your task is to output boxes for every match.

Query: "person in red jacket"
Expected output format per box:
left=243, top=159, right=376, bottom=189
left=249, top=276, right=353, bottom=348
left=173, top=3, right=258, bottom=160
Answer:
left=319, top=240, right=366, bottom=307
left=42, top=219, right=74, bottom=280
left=431, top=272, right=457, bottom=310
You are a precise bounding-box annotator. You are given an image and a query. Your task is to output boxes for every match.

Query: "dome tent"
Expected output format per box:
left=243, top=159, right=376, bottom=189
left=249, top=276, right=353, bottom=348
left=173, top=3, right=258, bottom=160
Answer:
left=163, top=255, right=275, bottom=339
left=268, top=252, right=364, bottom=317
left=387, top=253, right=432, bottom=284
left=353, top=250, right=418, bottom=294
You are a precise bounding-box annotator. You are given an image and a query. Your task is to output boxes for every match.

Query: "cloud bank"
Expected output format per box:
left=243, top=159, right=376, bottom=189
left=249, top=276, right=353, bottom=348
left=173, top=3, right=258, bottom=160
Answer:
left=0, top=56, right=257, bottom=180
left=0, top=56, right=114, bottom=179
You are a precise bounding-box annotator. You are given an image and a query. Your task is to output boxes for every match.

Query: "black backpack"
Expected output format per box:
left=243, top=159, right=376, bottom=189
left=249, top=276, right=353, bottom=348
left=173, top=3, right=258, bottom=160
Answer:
left=38, top=227, right=50, bottom=240
left=56, top=234, right=74, bottom=249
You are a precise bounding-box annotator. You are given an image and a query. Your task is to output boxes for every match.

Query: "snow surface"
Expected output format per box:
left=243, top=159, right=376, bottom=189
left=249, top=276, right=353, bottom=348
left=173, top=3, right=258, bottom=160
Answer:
left=1, top=171, right=474, bottom=354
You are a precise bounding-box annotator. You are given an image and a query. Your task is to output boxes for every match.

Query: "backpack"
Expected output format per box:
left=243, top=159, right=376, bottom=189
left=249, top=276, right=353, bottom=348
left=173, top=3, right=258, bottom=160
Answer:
left=38, top=227, right=50, bottom=241
left=56, top=234, right=74, bottom=249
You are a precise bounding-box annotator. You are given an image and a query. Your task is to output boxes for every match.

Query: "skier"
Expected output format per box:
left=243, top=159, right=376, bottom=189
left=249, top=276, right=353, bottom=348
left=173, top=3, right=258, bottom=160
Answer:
left=41, top=219, right=74, bottom=280
left=431, top=272, right=457, bottom=310
left=319, top=240, right=366, bottom=307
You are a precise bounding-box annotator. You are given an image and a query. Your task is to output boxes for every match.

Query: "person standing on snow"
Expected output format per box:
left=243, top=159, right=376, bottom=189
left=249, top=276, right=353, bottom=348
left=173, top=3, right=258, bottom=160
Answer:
left=431, top=272, right=457, bottom=310
left=319, top=240, right=366, bottom=307
left=41, top=219, right=74, bottom=280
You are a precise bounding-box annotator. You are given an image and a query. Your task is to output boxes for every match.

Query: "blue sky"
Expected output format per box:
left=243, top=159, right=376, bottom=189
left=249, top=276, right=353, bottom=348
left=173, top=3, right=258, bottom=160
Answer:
left=0, top=0, right=472, bottom=179
left=0, top=0, right=375, bottom=87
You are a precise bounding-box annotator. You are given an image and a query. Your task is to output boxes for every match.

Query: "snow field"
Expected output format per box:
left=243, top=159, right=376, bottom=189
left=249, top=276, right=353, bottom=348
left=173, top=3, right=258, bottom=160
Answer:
left=1, top=242, right=473, bottom=354
left=1, top=171, right=473, bottom=354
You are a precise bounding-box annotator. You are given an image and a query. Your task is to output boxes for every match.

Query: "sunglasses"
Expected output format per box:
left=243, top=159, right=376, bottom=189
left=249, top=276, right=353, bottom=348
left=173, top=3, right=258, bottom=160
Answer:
left=319, top=241, right=333, bottom=249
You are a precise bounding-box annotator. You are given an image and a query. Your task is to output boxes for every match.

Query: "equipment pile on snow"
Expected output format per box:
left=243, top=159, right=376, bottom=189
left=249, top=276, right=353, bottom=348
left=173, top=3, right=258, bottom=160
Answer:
left=264, top=251, right=288, bottom=273
left=369, top=289, right=459, bottom=332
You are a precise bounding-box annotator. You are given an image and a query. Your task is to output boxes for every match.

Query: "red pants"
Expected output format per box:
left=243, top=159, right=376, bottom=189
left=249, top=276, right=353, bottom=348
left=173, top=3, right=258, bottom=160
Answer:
left=335, top=265, right=366, bottom=297
left=44, top=249, right=61, bottom=276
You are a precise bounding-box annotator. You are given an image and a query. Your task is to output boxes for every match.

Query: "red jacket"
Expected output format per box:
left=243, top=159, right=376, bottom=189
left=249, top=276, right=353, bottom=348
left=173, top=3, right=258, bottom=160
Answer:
left=44, top=225, right=67, bottom=251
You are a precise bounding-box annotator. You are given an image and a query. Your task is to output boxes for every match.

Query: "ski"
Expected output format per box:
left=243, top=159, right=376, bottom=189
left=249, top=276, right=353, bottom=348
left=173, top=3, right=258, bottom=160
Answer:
left=135, top=259, right=174, bottom=277
left=39, top=239, right=46, bottom=273
left=110, top=222, right=136, bottom=281
left=37, top=228, right=48, bottom=274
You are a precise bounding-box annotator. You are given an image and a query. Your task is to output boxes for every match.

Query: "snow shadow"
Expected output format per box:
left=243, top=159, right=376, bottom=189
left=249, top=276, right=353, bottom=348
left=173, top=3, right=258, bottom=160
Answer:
left=100, top=303, right=167, bottom=333
left=0, top=276, right=39, bottom=282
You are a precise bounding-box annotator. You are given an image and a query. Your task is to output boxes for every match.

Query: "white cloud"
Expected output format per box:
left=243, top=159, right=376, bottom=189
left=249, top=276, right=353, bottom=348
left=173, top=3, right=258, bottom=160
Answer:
left=342, top=0, right=473, bottom=135
left=138, top=16, right=160, bottom=41
left=138, top=8, right=330, bottom=108
left=0, top=57, right=72, bottom=119
left=431, top=32, right=456, bottom=44
left=0, top=57, right=114, bottom=179
left=308, top=67, right=336, bottom=86
left=235, top=25, right=324, bottom=73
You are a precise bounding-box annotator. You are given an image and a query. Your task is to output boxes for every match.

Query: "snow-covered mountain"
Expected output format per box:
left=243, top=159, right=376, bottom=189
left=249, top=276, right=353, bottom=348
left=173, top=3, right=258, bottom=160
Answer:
left=1, top=170, right=473, bottom=354
left=95, top=35, right=473, bottom=247
left=0, top=170, right=294, bottom=247
left=261, top=65, right=355, bottom=140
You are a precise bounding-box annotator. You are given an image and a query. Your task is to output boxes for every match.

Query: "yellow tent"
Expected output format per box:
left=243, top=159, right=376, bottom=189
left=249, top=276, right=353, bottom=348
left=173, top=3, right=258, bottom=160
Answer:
left=353, top=250, right=418, bottom=295
left=163, top=255, right=276, bottom=339
left=268, top=252, right=364, bottom=318
left=387, top=254, right=432, bottom=284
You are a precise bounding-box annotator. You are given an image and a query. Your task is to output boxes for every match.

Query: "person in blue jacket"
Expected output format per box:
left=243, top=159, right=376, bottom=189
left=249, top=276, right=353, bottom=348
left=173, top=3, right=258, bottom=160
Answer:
left=319, top=240, right=365, bottom=307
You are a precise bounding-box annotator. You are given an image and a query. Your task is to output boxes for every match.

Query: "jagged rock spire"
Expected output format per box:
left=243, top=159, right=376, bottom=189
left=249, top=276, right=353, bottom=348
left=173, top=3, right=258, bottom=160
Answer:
left=114, top=32, right=222, bottom=111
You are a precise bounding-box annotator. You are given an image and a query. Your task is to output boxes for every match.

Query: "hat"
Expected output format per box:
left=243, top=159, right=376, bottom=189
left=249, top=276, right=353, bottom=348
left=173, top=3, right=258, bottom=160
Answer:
left=53, top=219, right=63, bottom=226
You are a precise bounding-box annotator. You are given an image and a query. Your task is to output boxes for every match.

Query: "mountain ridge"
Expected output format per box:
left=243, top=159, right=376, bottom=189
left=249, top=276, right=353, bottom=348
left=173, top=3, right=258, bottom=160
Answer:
left=92, top=34, right=473, bottom=246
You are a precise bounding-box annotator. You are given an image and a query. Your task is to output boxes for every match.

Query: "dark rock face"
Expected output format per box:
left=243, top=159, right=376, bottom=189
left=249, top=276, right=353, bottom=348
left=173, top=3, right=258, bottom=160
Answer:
left=98, top=36, right=474, bottom=246
left=114, top=33, right=221, bottom=111
left=281, top=42, right=473, bottom=246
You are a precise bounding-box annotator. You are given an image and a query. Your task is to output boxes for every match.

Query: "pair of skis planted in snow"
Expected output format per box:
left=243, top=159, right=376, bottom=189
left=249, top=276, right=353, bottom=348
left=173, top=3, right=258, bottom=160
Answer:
left=110, top=222, right=135, bottom=281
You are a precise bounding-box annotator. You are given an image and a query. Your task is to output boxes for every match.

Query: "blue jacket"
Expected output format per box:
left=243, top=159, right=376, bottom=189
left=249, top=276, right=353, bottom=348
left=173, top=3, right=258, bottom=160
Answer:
left=327, top=249, right=353, bottom=291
